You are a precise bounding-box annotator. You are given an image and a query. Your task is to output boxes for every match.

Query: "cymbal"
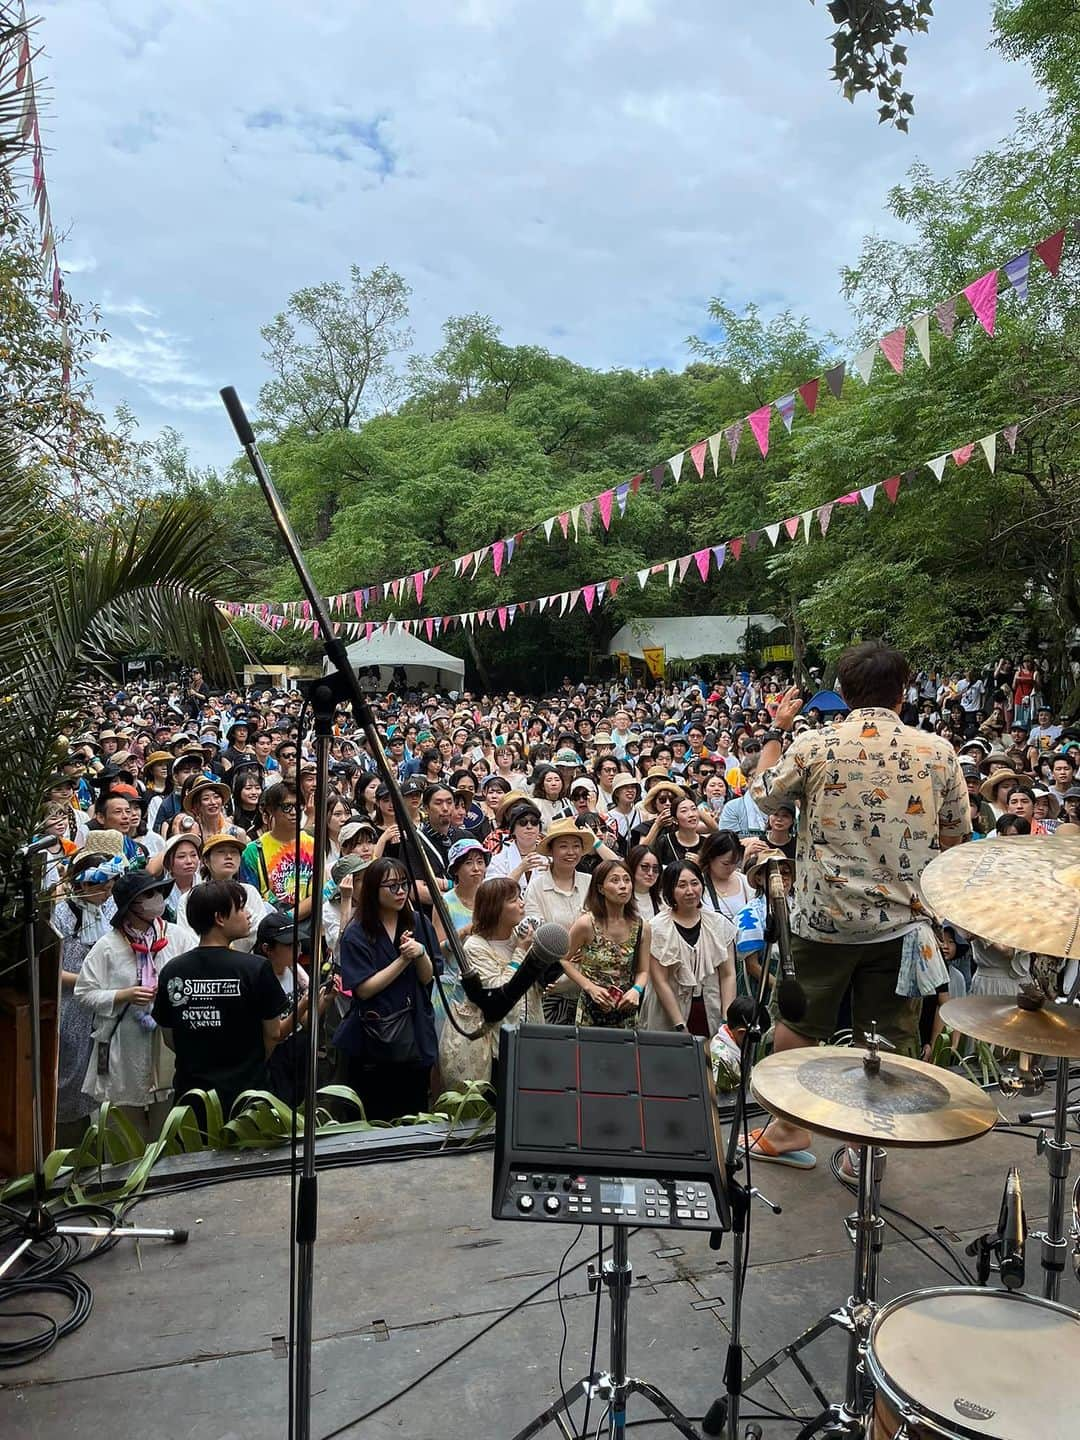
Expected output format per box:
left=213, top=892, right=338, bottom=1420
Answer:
left=920, top=834, right=1080, bottom=958
left=749, top=1045, right=998, bottom=1148
left=941, top=994, right=1080, bottom=1058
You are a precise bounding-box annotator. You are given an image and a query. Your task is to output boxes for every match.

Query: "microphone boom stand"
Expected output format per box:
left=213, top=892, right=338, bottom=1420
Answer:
left=701, top=870, right=783, bottom=1439
left=220, top=386, right=475, bottom=1440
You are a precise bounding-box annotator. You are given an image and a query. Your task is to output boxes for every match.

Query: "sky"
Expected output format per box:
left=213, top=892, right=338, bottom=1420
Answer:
left=32, top=0, right=1042, bottom=472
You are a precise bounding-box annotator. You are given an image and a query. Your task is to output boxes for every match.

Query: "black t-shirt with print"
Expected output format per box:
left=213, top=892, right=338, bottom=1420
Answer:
left=152, top=946, right=287, bottom=1110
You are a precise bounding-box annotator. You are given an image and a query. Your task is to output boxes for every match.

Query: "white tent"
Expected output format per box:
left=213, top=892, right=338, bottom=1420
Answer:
left=340, top=630, right=465, bottom=689
left=607, top=614, right=785, bottom=661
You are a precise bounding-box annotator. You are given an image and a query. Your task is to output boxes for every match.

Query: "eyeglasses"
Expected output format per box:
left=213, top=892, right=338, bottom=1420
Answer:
left=379, top=880, right=408, bottom=893
left=637, top=862, right=660, bottom=874
left=278, top=801, right=299, bottom=814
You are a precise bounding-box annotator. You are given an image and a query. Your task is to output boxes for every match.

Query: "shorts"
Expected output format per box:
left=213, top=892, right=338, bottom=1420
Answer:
left=783, top=933, right=921, bottom=1055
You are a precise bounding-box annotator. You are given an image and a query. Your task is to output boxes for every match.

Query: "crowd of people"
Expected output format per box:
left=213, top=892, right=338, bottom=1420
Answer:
left=38, top=647, right=1080, bottom=1166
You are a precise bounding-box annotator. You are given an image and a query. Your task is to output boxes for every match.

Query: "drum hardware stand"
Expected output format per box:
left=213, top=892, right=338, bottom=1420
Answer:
left=725, top=1035, right=893, bottom=1440
left=509, top=1226, right=702, bottom=1440
left=1030, top=1053, right=1073, bottom=1303
left=0, top=841, right=188, bottom=1282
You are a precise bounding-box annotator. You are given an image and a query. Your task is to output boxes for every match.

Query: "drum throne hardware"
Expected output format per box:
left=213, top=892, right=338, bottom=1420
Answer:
left=731, top=1031, right=998, bottom=1439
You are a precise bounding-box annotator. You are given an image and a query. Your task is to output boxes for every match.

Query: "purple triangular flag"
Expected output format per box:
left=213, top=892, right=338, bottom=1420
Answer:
left=775, top=393, right=796, bottom=433
left=1003, top=250, right=1030, bottom=302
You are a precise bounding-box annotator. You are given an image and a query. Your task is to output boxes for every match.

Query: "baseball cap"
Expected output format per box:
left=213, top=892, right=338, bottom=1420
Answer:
left=256, top=912, right=298, bottom=951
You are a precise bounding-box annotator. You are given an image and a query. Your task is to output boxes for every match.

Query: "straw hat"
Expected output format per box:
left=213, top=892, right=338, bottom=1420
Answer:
left=979, top=769, right=1023, bottom=802
left=493, top=789, right=530, bottom=824
left=538, top=816, right=588, bottom=856
left=183, top=776, right=232, bottom=814
left=79, top=829, right=126, bottom=859
left=201, top=832, right=246, bottom=858
left=744, top=846, right=792, bottom=879
left=144, top=751, right=174, bottom=768
left=641, top=781, right=688, bottom=813
left=162, top=831, right=203, bottom=865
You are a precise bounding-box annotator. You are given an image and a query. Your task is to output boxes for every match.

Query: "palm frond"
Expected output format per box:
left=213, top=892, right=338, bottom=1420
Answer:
left=0, top=491, right=235, bottom=877
left=0, top=7, right=34, bottom=170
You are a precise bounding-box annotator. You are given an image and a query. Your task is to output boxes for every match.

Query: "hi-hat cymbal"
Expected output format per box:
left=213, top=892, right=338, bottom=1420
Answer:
left=920, top=834, right=1080, bottom=957
left=940, top=994, right=1080, bottom=1058
left=749, top=1045, right=998, bottom=1147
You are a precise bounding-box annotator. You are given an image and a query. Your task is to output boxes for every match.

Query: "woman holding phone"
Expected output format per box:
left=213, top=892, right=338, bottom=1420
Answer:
left=335, top=858, right=440, bottom=1122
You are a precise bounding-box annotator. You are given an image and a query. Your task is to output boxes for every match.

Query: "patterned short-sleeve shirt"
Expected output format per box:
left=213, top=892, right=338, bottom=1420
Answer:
left=750, top=706, right=971, bottom=943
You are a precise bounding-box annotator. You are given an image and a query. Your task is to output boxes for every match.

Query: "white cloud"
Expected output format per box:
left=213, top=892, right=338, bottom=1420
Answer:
left=61, top=254, right=98, bottom=274
left=38, top=0, right=1043, bottom=468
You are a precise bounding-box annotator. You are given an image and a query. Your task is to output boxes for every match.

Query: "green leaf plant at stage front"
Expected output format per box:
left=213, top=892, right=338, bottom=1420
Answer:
left=0, top=1083, right=495, bottom=1216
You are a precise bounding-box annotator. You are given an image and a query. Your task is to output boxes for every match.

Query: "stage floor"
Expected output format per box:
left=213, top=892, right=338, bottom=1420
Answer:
left=0, top=1107, right=1065, bottom=1440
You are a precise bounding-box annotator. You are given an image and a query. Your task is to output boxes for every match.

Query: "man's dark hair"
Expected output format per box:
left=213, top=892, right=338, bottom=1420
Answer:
left=261, top=779, right=298, bottom=815
left=186, top=880, right=246, bottom=936
left=835, top=641, right=911, bottom=710
left=424, top=782, right=453, bottom=806
left=995, top=813, right=1031, bottom=836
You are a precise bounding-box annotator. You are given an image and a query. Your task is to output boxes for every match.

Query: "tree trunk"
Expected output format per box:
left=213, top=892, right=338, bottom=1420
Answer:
left=461, top=627, right=493, bottom=692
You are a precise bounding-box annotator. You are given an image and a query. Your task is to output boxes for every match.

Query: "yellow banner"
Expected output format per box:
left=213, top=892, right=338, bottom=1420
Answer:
left=615, top=651, right=631, bottom=675
left=642, top=646, right=666, bottom=680
left=763, top=644, right=794, bottom=663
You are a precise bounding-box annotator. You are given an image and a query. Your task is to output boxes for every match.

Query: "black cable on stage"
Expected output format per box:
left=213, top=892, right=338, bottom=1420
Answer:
left=316, top=1229, right=639, bottom=1440
left=554, top=1224, right=585, bottom=1429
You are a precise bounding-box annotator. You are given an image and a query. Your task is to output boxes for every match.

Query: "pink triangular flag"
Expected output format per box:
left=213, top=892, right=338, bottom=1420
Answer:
left=689, top=440, right=707, bottom=478
left=353, top=590, right=363, bottom=615
left=726, top=419, right=743, bottom=460
left=963, top=269, right=999, bottom=336
left=747, top=405, right=771, bottom=458
left=952, top=443, right=975, bottom=466
left=798, top=378, right=820, bottom=414
left=582, top=583, right=596, bottom=613
left=783, top=516, right=799, bottom=540
left=598, top=489, right=614, bottom=529
left=558, top=512, right=569, bottom=539
left=1003, top=424, right=1019, bottom=454
left=607, top=577, right=621, bottom=598
left=425, top=618, right=435, bottom=641
left=935, top=297, right=958, bottom=339
left=882, top=475, right=902, bottom=503
left=677, top=554, right=693, bottom=582
left=497, top=607, right=508, bottom=631
left=818, top=502, right=834, bottom=536
left=414, top=570, right=426, bottom=604
left=693, top=548, right=710, bottom=582
left=1035, top=228, right=1066, bottom=276
left=729, top=537, right=743, bottom=562
left=878, top=326, right=906, bottom=374
left=837, top=491, right=860, bottom=505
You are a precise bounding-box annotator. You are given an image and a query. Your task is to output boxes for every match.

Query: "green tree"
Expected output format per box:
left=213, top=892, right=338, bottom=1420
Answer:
left=258, top=263, right=412, bottom=436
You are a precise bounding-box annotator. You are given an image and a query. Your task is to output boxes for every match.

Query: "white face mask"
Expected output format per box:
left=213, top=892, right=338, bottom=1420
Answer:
left=130, top=892, right=166, bottom=922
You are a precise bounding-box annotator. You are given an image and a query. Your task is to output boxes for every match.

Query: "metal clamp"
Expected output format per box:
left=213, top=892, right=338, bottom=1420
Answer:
left=861, top=1025, right=895, bottom=1076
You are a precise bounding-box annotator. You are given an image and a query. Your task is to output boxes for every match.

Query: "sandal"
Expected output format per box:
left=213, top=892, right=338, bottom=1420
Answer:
left=742, top=1127, right=817, bottom=1169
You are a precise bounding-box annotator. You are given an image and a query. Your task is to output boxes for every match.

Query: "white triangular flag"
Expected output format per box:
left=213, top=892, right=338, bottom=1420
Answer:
left=559, top=592, right=570, bottom=616
left=764, top=523, right=781, bottom=547
left=707, top=432, right=722, bottom=473
left=860, top=485, right=878, bottom=510
left=543, top=516, right=556, bottom=542
left=595, top=581, right=607, bottom=605
left=801, top=509, right=814, bottom=541
left=912, top=312, right=931, bottom=367
left=669, top=451, right=684, bottom=484
left=854, top=343, right=877, bottom=385
left=666, top=559, right=677, bottom=587
left=928, top=455, right=948, bottom=481
left=637, top=568, right=650, bottom=589
left=979, top=433, right=997, bottom=473
left=570, top=504, right=581, bottom=540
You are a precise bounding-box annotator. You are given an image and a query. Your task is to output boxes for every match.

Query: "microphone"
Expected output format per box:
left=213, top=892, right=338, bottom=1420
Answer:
left=16, top=834, right=66, bottom=859
left=998, top=1166, right=1026, bottom=1291
left=459, top=923, right=570, bottom=1025
left=766, top=859, right=804, bottom=1023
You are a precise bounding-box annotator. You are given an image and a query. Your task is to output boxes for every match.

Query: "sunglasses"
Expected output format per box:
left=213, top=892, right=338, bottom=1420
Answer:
left=278, top=801, right=299, bottom=814
left=740, top=742, right=762, bottom=753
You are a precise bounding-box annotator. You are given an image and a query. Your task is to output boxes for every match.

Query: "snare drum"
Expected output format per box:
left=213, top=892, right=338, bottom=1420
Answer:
left=866, top=1286, right=1080, bottom=1439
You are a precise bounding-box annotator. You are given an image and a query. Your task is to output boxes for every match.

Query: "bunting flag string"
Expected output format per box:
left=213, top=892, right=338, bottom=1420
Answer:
left=215, top=220, right=1073, bottom=620
left=7, top=9, right=72, bottom=389
left=219, top=409, right=1056, bottom=646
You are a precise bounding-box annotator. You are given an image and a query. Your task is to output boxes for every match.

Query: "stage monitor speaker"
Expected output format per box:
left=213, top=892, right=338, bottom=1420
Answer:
left=492, top=1025, right=729, bottom=1232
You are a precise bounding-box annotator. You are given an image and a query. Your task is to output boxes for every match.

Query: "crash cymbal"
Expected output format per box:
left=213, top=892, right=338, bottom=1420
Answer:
left=749, top=1045, right=998, bottom=1148
left=941, top=994, right=1080, bottom=1058
left=920, top=834, right=1080, bottom=958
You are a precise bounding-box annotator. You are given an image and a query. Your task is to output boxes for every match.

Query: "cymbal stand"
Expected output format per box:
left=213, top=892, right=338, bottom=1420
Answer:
left=730, top=1037, right=894, bottom=1440
left=1029, top=1054, right=1073, bottom=1303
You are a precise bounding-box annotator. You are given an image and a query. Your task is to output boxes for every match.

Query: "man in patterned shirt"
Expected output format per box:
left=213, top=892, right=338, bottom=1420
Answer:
left=747, top=641, right=971, bottom=1166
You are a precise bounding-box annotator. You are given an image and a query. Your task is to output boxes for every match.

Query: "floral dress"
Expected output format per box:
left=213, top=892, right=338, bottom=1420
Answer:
left=575, top=917, right=643, bottom=1029
left=50, top=897, right=116, bottom=1122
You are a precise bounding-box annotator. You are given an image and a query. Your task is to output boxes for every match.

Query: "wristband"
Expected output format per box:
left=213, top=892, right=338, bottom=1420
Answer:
left=763, top=728, right=785, bottom=745
left=674, top=1023, right=687, bottom=1032
left=631, top=983, right=644, bottom=997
